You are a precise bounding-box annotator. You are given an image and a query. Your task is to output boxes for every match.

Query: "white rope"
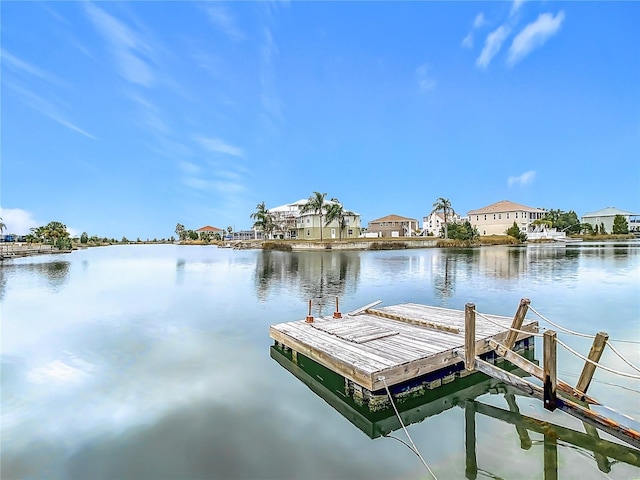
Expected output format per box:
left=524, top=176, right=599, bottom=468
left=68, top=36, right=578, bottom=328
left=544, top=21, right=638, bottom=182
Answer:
left=379, top=376, right=437, bottom=480
left=529, top=305, right=640, bottom=345
left=528, top=305, right=594, bottom=339
left=606, top=341, right=640, bottom=374
left=473, top=309, right=543, bottom=338
left=559, top=370, right=640, bottom=395
left=555, top=338, right=640, bottom=380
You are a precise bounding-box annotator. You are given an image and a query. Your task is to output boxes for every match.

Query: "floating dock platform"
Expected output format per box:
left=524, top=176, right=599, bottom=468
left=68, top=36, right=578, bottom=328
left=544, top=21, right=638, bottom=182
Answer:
left=269, top=301, right=538, bottom=393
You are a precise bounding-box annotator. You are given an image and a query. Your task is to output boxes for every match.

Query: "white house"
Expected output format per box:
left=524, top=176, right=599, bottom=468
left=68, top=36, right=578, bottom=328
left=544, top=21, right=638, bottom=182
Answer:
left=582, top=207, right=640, bottom=233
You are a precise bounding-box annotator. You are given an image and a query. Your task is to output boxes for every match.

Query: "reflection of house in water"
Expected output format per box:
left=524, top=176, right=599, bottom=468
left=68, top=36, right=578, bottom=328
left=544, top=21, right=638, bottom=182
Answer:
left=271, top=345, right=640, bottom=478
left=254, top=251, right=361, bottom=310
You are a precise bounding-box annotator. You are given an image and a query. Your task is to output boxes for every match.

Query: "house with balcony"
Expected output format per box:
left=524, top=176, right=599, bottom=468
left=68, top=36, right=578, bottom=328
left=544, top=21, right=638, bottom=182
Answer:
left=468, top=200, right=546, bottom=236
left=582, top=207, right=640, bottom=233
left=367, top=214, right=420, bottom=238
left=421, top=211, right=462, bottom=236
left=268, top=199, right=361, bottom=240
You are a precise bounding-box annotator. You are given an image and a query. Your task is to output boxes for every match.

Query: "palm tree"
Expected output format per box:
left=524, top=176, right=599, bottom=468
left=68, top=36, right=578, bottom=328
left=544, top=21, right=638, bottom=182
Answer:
left=301, top=191, right=327, bottom=241
left=0, top=217, right=5, bottom=235
left=250, top=201, right=274, bottom=239
left=431, top=197, right=455, bottom=239
left=324, top=198, right=353, bottom=240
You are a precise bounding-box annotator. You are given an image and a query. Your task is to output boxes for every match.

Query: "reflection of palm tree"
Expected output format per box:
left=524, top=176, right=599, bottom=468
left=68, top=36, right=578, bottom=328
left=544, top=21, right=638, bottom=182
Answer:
left=431, top=197, right=455, bottom=239
left=301, top=192, right=327, bottom=241
left=433, top=254, right=455, bottom=302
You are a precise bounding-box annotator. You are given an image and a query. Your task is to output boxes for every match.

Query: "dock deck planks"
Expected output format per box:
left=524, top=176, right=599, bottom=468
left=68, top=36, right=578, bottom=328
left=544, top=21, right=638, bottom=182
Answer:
left=270, top=303, right=538, bottom=391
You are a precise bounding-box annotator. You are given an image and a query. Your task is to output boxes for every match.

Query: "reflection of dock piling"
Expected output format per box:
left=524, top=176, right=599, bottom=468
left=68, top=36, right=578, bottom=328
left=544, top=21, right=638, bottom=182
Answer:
left=270, top=297, right=640, bottom=449
left=270, top=345, right=640, bottom=478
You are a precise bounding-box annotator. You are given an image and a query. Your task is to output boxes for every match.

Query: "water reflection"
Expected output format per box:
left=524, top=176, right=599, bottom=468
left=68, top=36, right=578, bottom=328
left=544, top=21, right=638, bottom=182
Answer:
left=271, top=346, right=640, bottom=479
left=0, top=259, right=71, bottom=299
left=254, top=251, right=360, bottom=314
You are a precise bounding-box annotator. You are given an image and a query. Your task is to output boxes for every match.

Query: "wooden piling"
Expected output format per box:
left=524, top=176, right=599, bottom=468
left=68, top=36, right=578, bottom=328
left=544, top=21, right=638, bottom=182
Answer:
left=305, top=299, right=314, bottom=323
left=504, top=298, right=530, bottom=350
left=333, top=296, right=342, bottom=319
left=465, top=303, right=476, bottom=372
left=576, top=332, right=609, bottom=395
left=544, top=330, right=557, bottom=412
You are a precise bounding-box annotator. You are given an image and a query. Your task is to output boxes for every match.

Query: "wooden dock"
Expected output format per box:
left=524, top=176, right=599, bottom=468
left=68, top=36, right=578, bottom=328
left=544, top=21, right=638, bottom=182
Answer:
left=269, top=301, right=538, bottom=392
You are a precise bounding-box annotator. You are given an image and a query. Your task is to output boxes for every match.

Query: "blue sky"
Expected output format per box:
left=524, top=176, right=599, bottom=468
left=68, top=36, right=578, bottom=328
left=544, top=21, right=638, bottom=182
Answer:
left=2, top=1, right=639, bottom=239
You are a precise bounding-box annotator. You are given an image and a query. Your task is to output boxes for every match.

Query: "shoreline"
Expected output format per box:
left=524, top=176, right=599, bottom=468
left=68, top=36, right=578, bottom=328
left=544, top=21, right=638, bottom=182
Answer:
left=1, top=234, right=637, bottom=260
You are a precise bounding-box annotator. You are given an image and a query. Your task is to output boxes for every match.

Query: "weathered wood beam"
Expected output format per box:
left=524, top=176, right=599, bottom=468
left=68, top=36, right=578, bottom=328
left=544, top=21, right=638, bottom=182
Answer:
left=488, top=338, right=600, bottom=405
left=473, top=358, right=640, bottom=449
left=365, top=308, right=460, bottom=334
left=465, top=303, right=476, bottom=372
left=347, top=300, right=382, bottom=316
left=544, top=330, right=557, bottom=412
left=504, top=298, right=530, bottom=350
left=575, top=331, right=609, bottom=395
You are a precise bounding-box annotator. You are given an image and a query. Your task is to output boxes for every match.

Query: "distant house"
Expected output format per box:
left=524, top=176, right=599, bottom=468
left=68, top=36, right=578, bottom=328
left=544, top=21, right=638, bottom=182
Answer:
left=468, top=200, right=546, bottom=236
left=582, top=207, right=640, bottom=233
left=268, top=199, right=362, bottom=240
left=367, top=214, right=420, bottom=238
left=421, top=211, right=462, bottom=237
left=195, top=225, right=224, bottom=239
left=231, top=229, right=264, bottom=241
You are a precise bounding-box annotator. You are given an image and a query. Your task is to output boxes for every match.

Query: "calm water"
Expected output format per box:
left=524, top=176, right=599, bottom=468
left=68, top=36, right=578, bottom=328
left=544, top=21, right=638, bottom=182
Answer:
left=1, top=243, right=639, bottom=479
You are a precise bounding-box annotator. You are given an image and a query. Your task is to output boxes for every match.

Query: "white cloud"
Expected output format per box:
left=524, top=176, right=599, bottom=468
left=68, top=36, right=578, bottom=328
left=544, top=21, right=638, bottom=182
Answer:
left=476, top=26, right=510, bottom=69
left=212, top=181, right=245, bottom=195
left=508, top=170, right=536, bottom=187
left=84, top=3, right=154, bottom=87
left=195, top=136, right=244, bottom=157
left=6, top=82, right=96, bottom=139
left=1, top=49, right=65, bottom=86
left=179, top=161, right=202, bottom=175
left=508, top=11, right=565, bottom=66
left=510, top=0, right=526, bottom=17
left=0, top=208, right=40, bottom=235
left=461, top=13, right=486, bottom=49
left=416, top=64, right=436, bottom=92
left=474, top=13, right=487, bottom=29
left=204, top=5, right=245, bottom=41
left=461, top=33, right=474, bottom=49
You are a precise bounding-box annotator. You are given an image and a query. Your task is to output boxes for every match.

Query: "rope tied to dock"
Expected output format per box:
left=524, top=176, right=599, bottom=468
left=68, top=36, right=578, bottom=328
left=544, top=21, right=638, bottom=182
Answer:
left=378, top=376, right=438, bottom=480
left=528, top=304, right=640, bottom=374
left=529, top=305, right=640, bottom=345
left=472, top=309, right=543, bottom=338
left=555, top=338, right=640, bottom=380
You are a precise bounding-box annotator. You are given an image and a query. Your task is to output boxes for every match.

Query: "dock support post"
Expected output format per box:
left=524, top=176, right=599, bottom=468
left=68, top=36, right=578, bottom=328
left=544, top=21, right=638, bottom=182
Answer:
left=544, top=330, right=557, bottom=412
left=576, top=331, right=608, bottom=395
left=504, top=298, right=530, bottom=350
left=465, top=303, right=476, bottom=372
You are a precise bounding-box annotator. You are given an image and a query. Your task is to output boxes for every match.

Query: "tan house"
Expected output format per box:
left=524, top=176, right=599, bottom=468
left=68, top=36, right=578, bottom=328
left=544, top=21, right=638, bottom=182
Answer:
left=367, top=214, right=420, bottom=238
left=468, top=200, right=546, bottom=236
